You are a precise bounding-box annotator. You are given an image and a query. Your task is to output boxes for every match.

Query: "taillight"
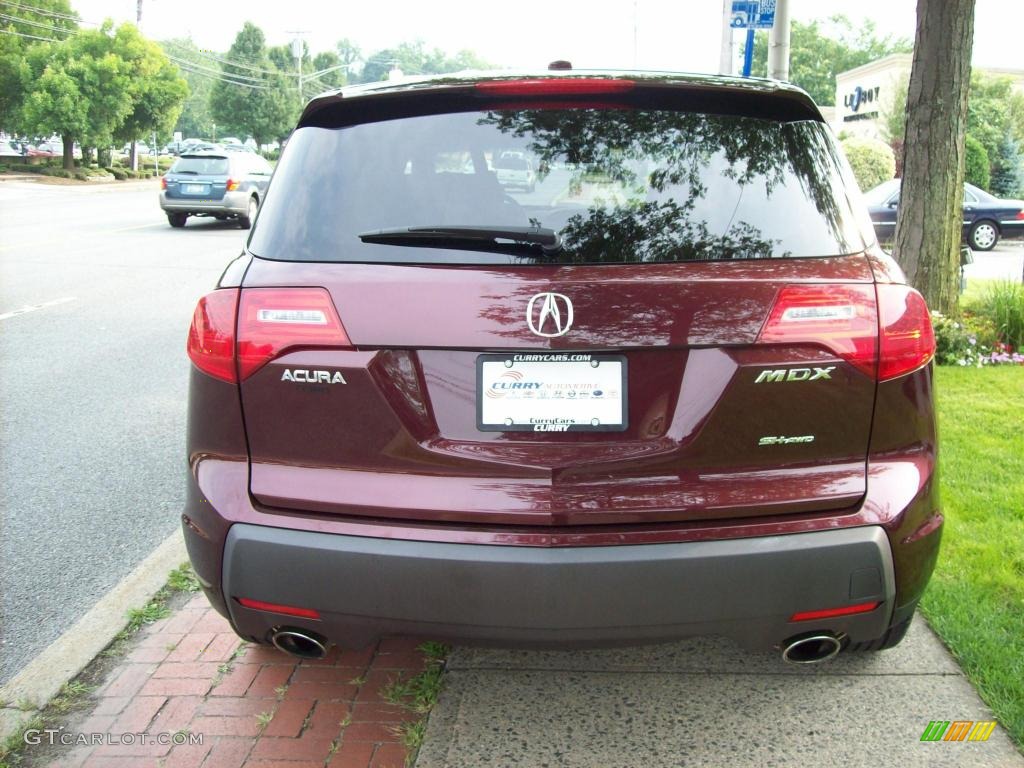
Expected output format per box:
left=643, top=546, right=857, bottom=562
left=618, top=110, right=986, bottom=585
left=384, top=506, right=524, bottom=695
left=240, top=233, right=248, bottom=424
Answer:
left=1015, top=210, right=1024, bottom=221
left=226, top=178, right=240, bottom=191
left=236, top=288, right=351, bottom=379
left=758, top=284, right=878, bottom=377
left=160, top=176, right=167, bottom=190
left=876, top=283, right=935, bottom=380
left=475, top=78, right=635, bottom=97
left=186, top=289, right=238, bottom=383
left=186, top=288, right=351, bottom=383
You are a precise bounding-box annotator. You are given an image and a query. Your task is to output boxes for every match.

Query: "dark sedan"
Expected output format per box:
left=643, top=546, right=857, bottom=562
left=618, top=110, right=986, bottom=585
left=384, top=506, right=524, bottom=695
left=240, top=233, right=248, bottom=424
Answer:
left=864, top=178, right=1024, bottom=250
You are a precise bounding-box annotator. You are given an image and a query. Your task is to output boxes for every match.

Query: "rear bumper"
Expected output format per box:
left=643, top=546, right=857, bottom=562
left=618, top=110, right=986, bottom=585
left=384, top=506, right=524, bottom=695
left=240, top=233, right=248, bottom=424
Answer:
left=159, top=190, right=249, bottom=215
left=221, top=522, right=895, bottom=650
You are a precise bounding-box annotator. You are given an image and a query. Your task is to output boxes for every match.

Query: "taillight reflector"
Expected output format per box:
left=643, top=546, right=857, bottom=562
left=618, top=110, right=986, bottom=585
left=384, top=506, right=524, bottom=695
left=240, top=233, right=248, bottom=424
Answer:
left=226, top=178, right=240, bottom=191
left=186, top=289, right=239, bottom=383
left=790, top=600, right=881, bottom=622
left=475, top=78, right=635, bottom=97
left=160, top=176, right=167, bottom=190
left=236, top=597, right=321, bottom=620
left=876, top=284, right=935, bottom=381
left=237, top=288, right=351, bottom=379
left=758, top=284, right=878, bottom=377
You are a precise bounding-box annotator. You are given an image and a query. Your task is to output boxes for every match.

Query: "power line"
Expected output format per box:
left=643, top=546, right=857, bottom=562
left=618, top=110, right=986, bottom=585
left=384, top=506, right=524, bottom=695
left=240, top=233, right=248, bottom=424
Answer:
left=163, top=52, right=268, bottom=84
left=0, top=11, right=74, bottom=35
left=0, top=26, right=57, bottom=42
left=0, top=0, right=84, bottom=25
left=162, top=39, right=288, bottom=78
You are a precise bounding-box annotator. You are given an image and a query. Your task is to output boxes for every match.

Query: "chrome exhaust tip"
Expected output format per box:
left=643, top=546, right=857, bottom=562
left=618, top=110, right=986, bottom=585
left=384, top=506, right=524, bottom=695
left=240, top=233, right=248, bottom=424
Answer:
left=781, top=632, right=843, bottom=665
left=270, top=628, right=328, bottom=659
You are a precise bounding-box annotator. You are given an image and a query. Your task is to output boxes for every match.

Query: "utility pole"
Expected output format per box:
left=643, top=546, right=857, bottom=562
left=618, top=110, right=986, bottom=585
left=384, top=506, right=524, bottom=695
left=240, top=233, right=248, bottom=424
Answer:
left=719, top=0, right=734, bottom=75
left=767, top=0, right=790, bottom=80
left=136, top=0, right=142, bottom=25
left=288, top=32, right=309, bottom=102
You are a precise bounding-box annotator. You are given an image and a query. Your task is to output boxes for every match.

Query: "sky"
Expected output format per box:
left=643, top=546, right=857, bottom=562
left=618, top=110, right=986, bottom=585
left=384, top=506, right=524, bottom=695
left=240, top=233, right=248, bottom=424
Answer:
left=69, top=0, right=1021, bottom=73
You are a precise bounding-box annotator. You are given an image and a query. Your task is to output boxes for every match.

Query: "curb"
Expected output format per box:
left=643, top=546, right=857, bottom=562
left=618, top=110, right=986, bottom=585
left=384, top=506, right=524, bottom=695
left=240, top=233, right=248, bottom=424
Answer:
left=0, top=529, right=187, bottom=743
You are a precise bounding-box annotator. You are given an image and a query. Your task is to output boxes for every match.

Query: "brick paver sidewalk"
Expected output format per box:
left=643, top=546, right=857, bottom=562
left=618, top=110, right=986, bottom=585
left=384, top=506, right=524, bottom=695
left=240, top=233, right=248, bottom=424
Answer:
left=55, top=594, right=432, bottom=768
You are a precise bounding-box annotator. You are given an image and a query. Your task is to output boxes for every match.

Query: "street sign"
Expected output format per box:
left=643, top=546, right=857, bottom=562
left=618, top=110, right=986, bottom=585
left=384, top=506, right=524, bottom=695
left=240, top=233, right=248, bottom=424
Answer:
left=730, top=0, right=776, bottom=29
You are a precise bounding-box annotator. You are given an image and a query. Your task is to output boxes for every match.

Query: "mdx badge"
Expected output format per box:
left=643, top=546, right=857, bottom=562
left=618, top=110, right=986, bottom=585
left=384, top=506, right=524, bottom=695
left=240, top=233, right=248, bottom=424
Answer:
left=281, top=369, right=347, bottom=384
left=526, top=292, right=573, bottom=337
left=755, top=366, right=835, bottom=383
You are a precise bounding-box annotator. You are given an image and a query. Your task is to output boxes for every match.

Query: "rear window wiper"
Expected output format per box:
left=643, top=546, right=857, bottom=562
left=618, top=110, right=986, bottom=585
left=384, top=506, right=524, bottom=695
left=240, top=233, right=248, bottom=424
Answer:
left=358, top=225, right=562, bottom=257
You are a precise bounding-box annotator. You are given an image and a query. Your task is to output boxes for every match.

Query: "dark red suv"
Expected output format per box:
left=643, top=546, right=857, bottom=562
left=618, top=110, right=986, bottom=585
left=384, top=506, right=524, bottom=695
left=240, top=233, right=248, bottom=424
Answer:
left=183, top=70, right=940, bottom=665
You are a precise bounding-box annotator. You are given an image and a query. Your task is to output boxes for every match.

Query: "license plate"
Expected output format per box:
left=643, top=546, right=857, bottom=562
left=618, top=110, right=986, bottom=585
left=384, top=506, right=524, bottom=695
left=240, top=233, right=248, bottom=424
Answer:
left=182, top=183, right=208, bottom=194
left=477, top=353, right=627, bottom=432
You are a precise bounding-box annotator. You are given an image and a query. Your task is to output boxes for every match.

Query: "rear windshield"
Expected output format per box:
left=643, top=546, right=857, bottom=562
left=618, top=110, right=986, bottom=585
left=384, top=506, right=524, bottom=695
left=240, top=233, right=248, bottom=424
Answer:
left=172, top=156, right=229, bottom=175
left=250, top=109, right=868, bottom=264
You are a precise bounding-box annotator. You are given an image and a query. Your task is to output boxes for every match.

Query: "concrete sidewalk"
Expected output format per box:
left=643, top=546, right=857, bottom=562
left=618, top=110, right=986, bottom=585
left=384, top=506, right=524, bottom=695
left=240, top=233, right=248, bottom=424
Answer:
left=418, top=616, right=1023, bottom=768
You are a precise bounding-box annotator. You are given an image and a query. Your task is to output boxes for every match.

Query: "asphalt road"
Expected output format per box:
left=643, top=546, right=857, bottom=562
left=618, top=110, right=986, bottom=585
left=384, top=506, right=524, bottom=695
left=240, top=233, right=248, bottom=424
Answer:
left=0, top=179, right=244, bottom=685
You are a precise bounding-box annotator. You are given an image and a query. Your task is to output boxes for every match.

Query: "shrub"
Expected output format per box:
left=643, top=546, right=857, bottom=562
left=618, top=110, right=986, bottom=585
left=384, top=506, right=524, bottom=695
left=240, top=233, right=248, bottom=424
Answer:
left=840, top=137, right=896, bottom=192
left=964, top=135, right=991, bottom=191
left=979, top=280, right=1024, bottom=350
left=106, top=167, right=127, bottom=180
left=74, top=171, right=88, bottom=181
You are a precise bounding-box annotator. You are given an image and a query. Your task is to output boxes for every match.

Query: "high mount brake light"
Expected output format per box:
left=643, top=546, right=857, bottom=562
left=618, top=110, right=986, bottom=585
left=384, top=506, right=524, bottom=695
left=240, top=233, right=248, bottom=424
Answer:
left=186, top=288, right=351, bottom=384
left=759, top=284, right=878, bottom=377
left=475, top=78, right=636, bottom=97
left=758, top=283, right=935, bottom=381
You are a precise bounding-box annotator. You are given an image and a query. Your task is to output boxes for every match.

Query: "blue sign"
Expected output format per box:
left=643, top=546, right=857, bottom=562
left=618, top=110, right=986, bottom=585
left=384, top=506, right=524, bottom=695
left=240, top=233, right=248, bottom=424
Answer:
left=730, top=0, right=776, bottom=29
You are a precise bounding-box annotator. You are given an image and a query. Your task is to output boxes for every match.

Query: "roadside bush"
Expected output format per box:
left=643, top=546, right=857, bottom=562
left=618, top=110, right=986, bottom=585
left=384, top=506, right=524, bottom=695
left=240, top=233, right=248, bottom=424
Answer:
left=979, top=280, right=1024, bottom=350
left=964, top=135, right=991, bottom=191
left=106, top=167, right=127, bottom=180
left=74, top=171, right=88, bottom=181
left=839, top=137, right=895, bottom=192
left=261, top=149, right=279, bottom=162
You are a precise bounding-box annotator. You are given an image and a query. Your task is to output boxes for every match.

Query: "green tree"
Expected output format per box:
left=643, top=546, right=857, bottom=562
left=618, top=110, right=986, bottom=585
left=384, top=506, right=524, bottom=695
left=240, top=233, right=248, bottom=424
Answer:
left=159, top=39, right=214, bottom=138
left=0, top=0, right=78, bottom=132
left=210, top=23, right=296, bottom=146
left=966, top=72, right=1022, bottom=176
left=747, top=15, right=911, bottom=106
left=21, top=23, right=135, bottom=168
left=990, top=132, right=1022, bottom=197
left=111, top=25, right=187, bottom=164
left=355, top=41, right=490, bottom=84
left=964, top=134, right=990, bottom=190
left=840, top=136, right=896, bottom=191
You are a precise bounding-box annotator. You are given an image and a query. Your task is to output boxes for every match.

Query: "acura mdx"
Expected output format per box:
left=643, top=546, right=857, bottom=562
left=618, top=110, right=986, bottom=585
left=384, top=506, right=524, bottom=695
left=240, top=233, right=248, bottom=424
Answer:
left=183, top=70, right=940, bottom=664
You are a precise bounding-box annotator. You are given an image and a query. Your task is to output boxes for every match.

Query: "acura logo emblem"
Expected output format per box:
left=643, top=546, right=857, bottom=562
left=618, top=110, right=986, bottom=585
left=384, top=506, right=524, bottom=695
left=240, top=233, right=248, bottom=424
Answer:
left=526, top=292, right=573, bottom=337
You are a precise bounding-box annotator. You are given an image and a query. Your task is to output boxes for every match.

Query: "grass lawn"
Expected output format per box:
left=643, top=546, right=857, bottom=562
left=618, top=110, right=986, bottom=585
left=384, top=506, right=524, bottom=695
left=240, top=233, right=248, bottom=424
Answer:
left=922, top=365, right=1024, bottom=748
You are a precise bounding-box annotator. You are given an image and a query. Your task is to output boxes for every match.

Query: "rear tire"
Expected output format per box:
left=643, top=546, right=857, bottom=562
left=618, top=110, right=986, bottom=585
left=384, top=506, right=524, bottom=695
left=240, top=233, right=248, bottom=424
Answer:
left=846, top=615, right=913, bottom=652
left=239, top=196, right=258, bottom=229
left=968, top=220, right=999, bottom=251
left=167, top=213, right=187, bottom=228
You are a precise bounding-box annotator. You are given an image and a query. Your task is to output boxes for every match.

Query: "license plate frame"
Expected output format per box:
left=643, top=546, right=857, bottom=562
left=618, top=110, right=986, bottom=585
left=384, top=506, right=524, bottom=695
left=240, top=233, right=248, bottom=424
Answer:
left=476, top=353, right=628, bottom=433
left=182, top=183, right=209, bottom=195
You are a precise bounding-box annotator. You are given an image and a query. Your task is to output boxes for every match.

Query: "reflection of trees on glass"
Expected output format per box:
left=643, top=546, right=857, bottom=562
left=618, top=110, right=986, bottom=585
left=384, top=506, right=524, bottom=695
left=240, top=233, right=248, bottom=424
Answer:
left=480, top=109, right=854, bottom=263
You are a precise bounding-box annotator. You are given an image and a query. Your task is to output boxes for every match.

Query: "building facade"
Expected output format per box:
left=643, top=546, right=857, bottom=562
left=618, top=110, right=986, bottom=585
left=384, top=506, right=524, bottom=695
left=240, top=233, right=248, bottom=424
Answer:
left=833, top=53, right=1024, bottom=141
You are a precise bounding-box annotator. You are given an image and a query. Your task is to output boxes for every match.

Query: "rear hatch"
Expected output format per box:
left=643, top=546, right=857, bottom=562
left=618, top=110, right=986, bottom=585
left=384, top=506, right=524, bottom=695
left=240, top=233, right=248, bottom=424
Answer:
left=164, top=154, right=230, bottom=201
left=237, top=77, right=878, bottom=528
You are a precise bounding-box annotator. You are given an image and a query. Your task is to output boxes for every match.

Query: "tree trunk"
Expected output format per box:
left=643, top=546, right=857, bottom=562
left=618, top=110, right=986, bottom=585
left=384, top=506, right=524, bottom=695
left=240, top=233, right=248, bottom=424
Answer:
left=892, top=0, right=976, bottom=316
left=62, top=135, right=75, bottom=170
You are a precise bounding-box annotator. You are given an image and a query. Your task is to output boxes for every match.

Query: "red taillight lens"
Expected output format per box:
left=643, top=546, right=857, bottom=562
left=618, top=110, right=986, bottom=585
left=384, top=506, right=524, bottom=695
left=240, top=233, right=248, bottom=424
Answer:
left=186, top=289, right=239, bottom=383
left=877, top=284, right=935, bottom=380
left=475, top=78, right=635, bottom=97
left=790, top=600, right=881, bottom=622
left=1015, top=210, right=1024, bottom=221
left=236, top=597, right=320, bottom=620
left=160, top=176, right=167, bottom=190
left=226, top=177, right=240, bottom=191
left=236, top=288, right=351, bottom=379
left=758, top=284, right=879, bottom=377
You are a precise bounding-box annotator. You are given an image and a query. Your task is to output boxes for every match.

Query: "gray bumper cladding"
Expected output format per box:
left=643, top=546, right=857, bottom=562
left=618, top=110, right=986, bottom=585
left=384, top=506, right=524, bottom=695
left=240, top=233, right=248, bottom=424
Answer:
left=223, top=525, right=895, bottom=649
